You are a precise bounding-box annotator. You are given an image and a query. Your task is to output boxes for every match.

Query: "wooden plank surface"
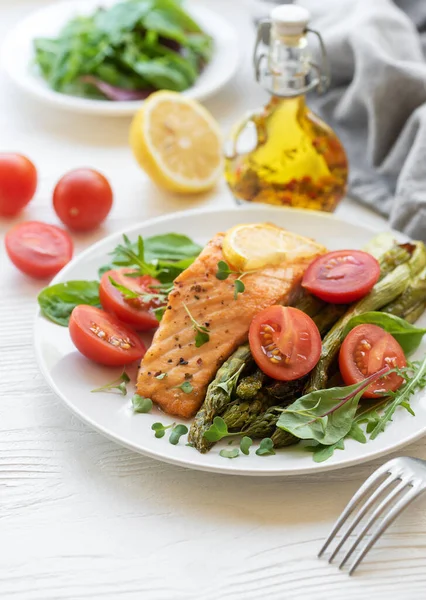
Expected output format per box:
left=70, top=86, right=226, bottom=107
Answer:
left=1, top=1, right=426, bottom=599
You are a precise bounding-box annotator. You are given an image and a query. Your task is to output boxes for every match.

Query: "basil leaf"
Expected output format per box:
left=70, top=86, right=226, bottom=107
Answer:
left=38, top=281, right=100, bottom=327
left=343, top=311, right=426, bottom=355
left=277, top=367, right=389, bottom=446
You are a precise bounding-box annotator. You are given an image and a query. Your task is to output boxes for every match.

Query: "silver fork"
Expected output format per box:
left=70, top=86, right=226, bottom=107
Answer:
left=318, top=457, right=426, bottom=574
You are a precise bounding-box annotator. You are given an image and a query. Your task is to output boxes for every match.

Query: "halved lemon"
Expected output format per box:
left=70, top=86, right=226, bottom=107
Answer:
left=129, top=91, right=223, bottom=194
left=222, top=223, right=326, bottom=271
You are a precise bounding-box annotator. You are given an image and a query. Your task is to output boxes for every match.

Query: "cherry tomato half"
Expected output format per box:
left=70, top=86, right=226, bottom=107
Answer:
left=339, top=324, right=406, bottom=398
left=69, top=305, right=146, bottom=366
left=249, top=305, right=322, bottom=381
left=5, top=221, right=73, bottom=279
left=53, top=168, right=113, bottom=231
left=0, top=153, right=37, bottom=217
left=302, top=250, right=380, bottom=304
left=99, top=268, right=164, bottom=331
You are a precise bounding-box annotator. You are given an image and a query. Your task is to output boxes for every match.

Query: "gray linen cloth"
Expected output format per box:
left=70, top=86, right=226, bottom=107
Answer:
left=265, top=0, right=426, bottom=239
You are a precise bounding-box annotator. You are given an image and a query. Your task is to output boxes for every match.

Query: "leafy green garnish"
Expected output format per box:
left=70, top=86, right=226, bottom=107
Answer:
left=369, top=359, right=426, bottom=439
left=132, top=395, right=153, bottom=413
left=343, top=312, right=426, bottom=355
left=38, top=280, right=101, bottom=327
left=183, top=303, right=210, bottom=347
left=203, top=416, right=229, bottom=442
left=255, top=438, right=276, bottom=456
left=276, top=366, right=389, bottom=445
left=234, top=279, right=246, bottom=300
left=219, top=448, right=240, bottom=459
left=216, top=260, right=233, bottom=280
left=304, top=358, right=426, bottom=462
left=109, top=276, right=140, bottom=299
left=215, top=260, right=252, bottom=300
left=175, top=381, right=193, bottom=394
left=151, top=422, right=175, bottom=438
left=91, top=371, right=130, bottom=396
left=155, top=372, right=168, bottom=380
left=169, top=424, right=189, bottom=445
left=216, top=364, right=244, bottom=396
left=240, top=436, right=253, bottom=455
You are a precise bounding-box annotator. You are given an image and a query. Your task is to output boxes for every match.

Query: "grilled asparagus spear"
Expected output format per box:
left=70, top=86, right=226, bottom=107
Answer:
left=223, top=392, right=273, bottom=431
left=221, top=242, right=416, bottom=443
left=263, top=263, right=426, bottom=444
left=188, top=344, right=252, bottom=452
left=236, top=369, right=265, bottom=400
left=307, top=242, right=426, bottom=392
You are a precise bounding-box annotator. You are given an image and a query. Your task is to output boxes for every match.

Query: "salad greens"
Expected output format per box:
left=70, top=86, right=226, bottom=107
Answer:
left=34, top=0, right=213, bottom=100
left=38, top=232, right=201, bottom=327
left=91, top=371, right=130, bottom=395
left=343, top=311, right=426, bottom=355
left=276, top=367, right=389, bottom=446
left=38, top=280, right=101, bottom=327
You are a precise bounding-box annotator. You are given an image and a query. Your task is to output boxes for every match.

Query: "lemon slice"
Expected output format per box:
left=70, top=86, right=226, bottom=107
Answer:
left=222, top=223, right=326, bottom=271
left=129, top=91, right=223, bottom=194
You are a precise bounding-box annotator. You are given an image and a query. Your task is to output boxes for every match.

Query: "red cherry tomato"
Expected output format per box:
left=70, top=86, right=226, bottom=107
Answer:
left=339, top=324, right=406, bottom=398
left=0, top=153, right=37, bottom=217
left=53, top=168, right=113, bottom=231
left=69, top=305, right=146, bottom=366
left=249, top=305, right=322, bottom=381
left=99, top=268, right=164, bottom=331
left=5, top=221, right=73, bottom=279
left=302, top=250, right=380, bottom=304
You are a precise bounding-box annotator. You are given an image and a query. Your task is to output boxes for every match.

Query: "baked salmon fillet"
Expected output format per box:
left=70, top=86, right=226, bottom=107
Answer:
left=136, top=227, right=326, bottom=418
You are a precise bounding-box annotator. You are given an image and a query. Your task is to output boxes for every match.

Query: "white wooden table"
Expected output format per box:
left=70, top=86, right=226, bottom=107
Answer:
left=1, top=2, right=426, bottom=599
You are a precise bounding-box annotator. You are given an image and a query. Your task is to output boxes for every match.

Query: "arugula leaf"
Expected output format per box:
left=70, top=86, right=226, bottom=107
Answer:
left=343, top=311, right=426, bottom=355
left=91, top=371, right=130, bottom=396
left=105, top=233, right=201, bottom=284
left=370, top=357, right=426, bottom=439
left=38, top=281, right=100, bottom=327
left=109, top=277, right=140, bottom=299
left=132, top=395, right=153, bottom=413
left=277, top=366, right=389, bottom=446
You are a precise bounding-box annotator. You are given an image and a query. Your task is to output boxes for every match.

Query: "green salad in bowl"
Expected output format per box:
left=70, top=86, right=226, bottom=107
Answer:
left=33, top=0, right=213, bottom=101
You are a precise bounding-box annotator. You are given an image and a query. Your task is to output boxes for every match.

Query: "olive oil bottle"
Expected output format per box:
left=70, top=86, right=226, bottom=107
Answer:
left=225, top=5, right=348, bottom=211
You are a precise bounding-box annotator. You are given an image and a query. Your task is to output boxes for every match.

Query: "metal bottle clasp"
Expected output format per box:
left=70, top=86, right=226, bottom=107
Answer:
left=253, top=19, right=330, bottom=96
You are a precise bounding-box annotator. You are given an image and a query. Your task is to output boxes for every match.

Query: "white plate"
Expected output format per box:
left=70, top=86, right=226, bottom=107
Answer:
left=34, top=205, right=426, bottom=475
left=1, top=0, right=239, bottom=116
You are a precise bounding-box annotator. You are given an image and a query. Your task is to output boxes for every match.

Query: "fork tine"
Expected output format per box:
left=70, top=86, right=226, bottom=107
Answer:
left=339, top=479, right=408, bottom=570
left=348, top=485, right=426, bottom=575
left=318, top=460, right=396, bottom=557
left=328, top=470, right=402, bottom=563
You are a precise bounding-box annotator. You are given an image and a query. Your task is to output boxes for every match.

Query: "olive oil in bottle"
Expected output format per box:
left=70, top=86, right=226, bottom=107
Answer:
left=225, top=5, right=348, bottom=212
